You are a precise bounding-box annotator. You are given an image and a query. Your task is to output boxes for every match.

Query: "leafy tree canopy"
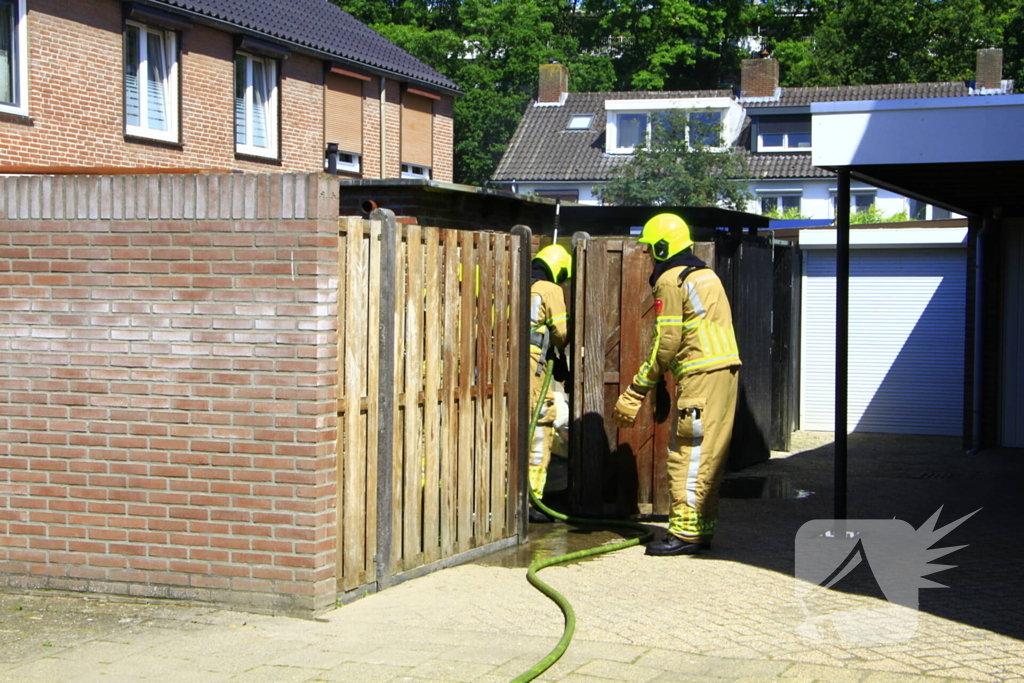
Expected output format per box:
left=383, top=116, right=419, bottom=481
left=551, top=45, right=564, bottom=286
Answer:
left=331, top=0, right=1019, bottom=184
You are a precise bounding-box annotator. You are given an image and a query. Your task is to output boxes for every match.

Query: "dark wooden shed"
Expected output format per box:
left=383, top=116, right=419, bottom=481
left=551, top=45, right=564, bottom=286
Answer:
left=557, top=206, right=797, bottom=518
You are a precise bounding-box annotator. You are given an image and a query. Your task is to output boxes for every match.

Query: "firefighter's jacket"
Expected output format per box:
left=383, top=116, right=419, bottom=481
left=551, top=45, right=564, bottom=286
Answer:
left=631, top=264, right=741, bottom=393
left=530, top=279, right=569, bottom=361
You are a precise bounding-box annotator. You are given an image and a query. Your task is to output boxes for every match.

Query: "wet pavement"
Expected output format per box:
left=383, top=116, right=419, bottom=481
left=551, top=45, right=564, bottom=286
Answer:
left=2, top=431, right=1024, bottom=682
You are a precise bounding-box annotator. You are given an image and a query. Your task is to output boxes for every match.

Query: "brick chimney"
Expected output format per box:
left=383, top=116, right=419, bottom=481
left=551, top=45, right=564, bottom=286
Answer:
left=538, top=63, right=569, bottom=104
left=975, top=48, right=1004, bottom=91
left=740, top=57, right=779, bottom=99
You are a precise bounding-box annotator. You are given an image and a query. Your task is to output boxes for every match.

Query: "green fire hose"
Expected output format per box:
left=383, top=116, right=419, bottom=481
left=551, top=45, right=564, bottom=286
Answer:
left=509, top=360, right=654, bottom=683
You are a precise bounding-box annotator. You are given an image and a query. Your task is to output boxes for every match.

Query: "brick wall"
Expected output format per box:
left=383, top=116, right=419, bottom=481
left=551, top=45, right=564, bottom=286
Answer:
left=0, top=173, right=340, bottom=617
left=0, top=1, right=455, bottom=180
left=432, top=97, right=455, bottom=183
left=740, top=58, right=780, bottom=99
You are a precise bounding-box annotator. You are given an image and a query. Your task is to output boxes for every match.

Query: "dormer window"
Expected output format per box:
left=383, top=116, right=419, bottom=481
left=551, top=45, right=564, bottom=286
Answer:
left=605, top=97, right=742, bottom=155
left=567, top=114, right=593, bottom=130
left=756, top=114, right=811, bottom=152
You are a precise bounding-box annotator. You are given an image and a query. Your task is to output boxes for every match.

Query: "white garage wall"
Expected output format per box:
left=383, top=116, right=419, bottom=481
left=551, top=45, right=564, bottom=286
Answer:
left=801, top=247, right=967, bottom=435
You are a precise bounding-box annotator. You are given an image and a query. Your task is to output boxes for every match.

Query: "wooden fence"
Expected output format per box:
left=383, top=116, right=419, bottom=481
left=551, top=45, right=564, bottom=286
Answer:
left=569, top=232, right=776, bottom=517
left=336, top=210, right=531, bottom=597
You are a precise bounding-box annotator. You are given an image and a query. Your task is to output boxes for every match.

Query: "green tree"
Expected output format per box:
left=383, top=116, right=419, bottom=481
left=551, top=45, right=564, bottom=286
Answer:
left=333, top=0, right=616, bottom=185
left=598, top=110, right=751, bottom=208
left=583, top=0, right=749, bottom=90
left=773, top=0, right=1005, bottom=86
left=849, top=207, right=910, bottom=224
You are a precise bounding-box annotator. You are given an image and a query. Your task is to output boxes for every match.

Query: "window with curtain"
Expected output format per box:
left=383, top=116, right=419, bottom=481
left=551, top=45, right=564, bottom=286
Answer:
left=0, top=0, right=26, bottom=114
left=616, top=113, right=647, bottom=149
left=124, top=22, right=178, bottom=142
left=760, top=194, right=801, bottom=216
left=235, top=52, right=278, bottom=158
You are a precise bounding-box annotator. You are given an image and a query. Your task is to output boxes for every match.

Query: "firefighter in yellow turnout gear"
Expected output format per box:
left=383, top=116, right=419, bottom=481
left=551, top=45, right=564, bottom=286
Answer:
left=528, top=245, right=572, bottom=523
left=612, top=214, right=741, bottom=555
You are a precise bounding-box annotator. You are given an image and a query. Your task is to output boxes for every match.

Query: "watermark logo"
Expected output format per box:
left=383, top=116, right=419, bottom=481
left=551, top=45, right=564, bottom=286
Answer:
left=794, top=507, right=979, bottom=643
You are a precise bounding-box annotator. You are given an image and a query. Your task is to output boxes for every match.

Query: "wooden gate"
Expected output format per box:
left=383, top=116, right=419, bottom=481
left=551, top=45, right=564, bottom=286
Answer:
left=569, top=232, right=775, bottom=517
left=336, top=210, right=530, bottom=597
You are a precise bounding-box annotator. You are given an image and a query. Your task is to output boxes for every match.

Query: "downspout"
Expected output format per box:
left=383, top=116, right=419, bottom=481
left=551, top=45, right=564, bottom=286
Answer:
left=968, top=213, right=990, bottom=454
left=380, top=76, right=387, bottom=179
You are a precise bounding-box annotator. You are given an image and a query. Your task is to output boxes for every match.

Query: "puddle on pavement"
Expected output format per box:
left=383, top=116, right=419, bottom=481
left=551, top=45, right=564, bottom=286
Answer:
left=720, top=475, right=813, bottom=499
left=478, top=474, right=811, bottom=570
left=476, top=522, right=649, bottom=570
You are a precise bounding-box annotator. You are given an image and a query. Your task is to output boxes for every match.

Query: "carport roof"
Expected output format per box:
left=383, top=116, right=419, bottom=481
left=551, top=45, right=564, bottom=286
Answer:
left=811, top=95, right=1024, bottom=217
left=832, top=161, right=1024, bottom=217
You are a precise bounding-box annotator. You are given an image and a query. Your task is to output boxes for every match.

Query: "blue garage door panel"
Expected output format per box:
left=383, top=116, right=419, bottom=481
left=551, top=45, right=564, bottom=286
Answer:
left=801, top=248, right=966, bottom=435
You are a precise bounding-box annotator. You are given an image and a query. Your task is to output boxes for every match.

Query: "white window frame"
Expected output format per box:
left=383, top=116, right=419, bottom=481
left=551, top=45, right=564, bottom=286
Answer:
left=124, top=21, right=179, bottom=143
left=830, top=189, right=877, bottom=218
left=757, top=131, right=812, bottom=153
left=605, top=98, right=739, bottom=154
left=235, top=52, right=279, bottom=159
left=401, top=163, right=431, bottom=179
left=324, top=150, right=361, bottom=174
left=757, top=190, right=802, bottom=216
left=612, top=110, right=731, bottom=153
left=0, top=0, right=28, bottom=116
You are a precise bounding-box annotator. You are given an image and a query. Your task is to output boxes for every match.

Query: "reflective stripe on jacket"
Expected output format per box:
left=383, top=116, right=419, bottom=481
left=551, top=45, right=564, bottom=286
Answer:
left=632, top=266, right=740, bottom=391
left=529, top=280, right=569, bottom=357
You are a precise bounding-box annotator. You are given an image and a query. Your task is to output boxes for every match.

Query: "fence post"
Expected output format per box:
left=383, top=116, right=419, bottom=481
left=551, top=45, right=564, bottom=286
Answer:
left=568, top=232, right=590, bottom=515
left=510, top=225, right=532, bottom=541
left=372, top=208, right=397, bottom=590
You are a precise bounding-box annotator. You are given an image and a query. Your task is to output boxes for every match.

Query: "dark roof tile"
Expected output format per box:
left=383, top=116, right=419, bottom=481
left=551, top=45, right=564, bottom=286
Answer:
left=745, top=154, right=834, bottom=179
left=492, top=90, right=730, bottom=182
left=150, top=0, right=458, bottom=91
left=495, top=81, right=1001, bottom=182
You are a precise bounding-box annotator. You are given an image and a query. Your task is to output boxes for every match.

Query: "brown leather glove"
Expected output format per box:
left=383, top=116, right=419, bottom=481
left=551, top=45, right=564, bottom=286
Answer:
left=611, top=386, right=646, bottom=428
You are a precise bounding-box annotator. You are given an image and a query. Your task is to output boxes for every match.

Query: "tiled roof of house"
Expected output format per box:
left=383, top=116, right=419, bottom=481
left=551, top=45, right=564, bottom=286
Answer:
left=494, top=80, right=998, bottom=183
left=745, top=154, right=834, bottom=179
left=492, top=90, right=731, bottom=182
left=150, top=0, right=459, bottom=92
left=749, top=81, right=971, bottom=107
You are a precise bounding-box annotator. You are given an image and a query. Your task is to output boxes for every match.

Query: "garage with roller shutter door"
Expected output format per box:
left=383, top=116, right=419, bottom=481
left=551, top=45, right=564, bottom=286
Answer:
left=799, top=227, right=968, bottom=436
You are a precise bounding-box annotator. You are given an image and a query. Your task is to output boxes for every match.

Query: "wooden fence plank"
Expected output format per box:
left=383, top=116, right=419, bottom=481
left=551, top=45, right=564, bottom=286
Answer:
left=391, top=223, right=407, bottom=572
left=441, top=230, right=460, bottom=557
left=510, top=226, right=532, bottom=539
left=371, top=209, right=397, bottom=591
left=457, top=230, right=476, bottom=552
left=365, top=217, right=381, bottom=585
left=422, top=228, right=442, bottom=563
left=474, top=233, right=494, bottom=541
left=336, top=223, right=348, bottom=589
left=489, top=235, right=509, bottom=540
left=403, top=223, right=424, bottom=567
left=342, top=216, right=367, bottom=591
left=581, top=240, right=609, bottom=516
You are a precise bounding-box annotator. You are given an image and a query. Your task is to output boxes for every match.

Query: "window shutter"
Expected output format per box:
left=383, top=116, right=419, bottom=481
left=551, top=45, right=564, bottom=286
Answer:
left=401, top=92, right=433, bottom=167
left=758, top=114, right=811, bottom=135
left=325, top=73, right=363, bottom=154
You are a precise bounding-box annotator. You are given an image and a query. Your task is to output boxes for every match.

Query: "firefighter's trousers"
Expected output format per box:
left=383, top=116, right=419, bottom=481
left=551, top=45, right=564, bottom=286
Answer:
left=528, top=352, right=556, bottom=500
left=666, top=366, right=739, bottom=543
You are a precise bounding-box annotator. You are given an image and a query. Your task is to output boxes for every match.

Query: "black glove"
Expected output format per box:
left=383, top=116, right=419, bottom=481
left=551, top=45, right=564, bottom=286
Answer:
left=551, top=350, right=571, bottom=384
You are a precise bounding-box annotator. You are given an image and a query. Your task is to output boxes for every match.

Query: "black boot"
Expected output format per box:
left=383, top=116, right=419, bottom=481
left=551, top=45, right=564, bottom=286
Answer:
left=645, top=533, right=703, bottom=556
left=528, top=506, right=553, bottom=524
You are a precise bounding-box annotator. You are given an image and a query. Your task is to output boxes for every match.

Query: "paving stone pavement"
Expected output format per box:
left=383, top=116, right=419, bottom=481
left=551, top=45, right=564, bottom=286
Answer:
left=2, top=432, right=1023, bottom=683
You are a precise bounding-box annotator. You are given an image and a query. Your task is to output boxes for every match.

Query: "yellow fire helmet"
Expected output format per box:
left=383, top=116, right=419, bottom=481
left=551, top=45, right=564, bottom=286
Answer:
left=639, top=213, right=693, bottom=261
left=534, top=244, right=573, bottom=284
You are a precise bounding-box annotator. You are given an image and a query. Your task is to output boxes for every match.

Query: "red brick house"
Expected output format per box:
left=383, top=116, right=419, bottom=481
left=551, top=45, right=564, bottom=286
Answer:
left=0, top=0, right=458, bottom=181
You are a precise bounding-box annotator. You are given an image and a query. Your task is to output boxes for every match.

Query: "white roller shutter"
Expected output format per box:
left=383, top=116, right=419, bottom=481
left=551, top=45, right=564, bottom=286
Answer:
left=801, top=248, right=966, bottom=435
